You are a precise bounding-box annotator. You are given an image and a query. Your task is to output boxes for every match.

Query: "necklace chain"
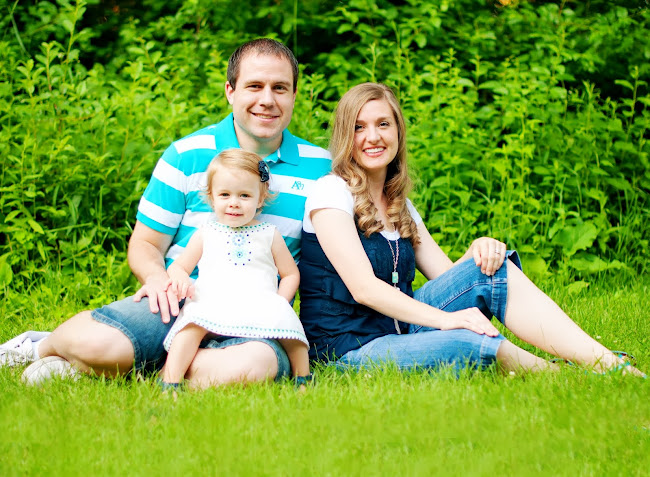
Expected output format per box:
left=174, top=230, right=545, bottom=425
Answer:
left=385, top=237, right=399, bottom=286
left=384, top=235, right=402, bottom=335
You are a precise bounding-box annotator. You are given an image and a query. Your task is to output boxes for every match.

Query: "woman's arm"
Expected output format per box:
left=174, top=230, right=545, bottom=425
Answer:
left=311, top=208, right=499, bottom=336
left=271, top=229, right=300, bottom=303
left=412, top=221, right=454, bottom=281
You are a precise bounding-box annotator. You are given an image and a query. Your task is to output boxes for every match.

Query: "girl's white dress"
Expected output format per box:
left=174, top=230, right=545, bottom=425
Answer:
left=163, top=221, right=308, bottom=350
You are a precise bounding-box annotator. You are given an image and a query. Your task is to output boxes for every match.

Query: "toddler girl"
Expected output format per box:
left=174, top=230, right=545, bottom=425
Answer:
left=160, top=149, right=310, bottom=389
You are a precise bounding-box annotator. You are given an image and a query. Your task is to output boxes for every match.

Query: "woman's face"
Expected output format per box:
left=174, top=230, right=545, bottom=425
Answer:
left=352, top=99, right=399, bottom=175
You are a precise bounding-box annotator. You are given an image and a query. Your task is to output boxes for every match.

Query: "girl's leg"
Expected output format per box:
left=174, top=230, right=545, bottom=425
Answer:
left=161, top=323, right=209, bottom=384
left=503, top=261, right=644, bottom=375
left=278, top=339, right=310, bottom=377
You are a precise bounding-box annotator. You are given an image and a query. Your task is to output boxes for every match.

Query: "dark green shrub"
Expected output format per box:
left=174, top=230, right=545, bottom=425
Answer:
left=1, top=0, right=648, bottom=303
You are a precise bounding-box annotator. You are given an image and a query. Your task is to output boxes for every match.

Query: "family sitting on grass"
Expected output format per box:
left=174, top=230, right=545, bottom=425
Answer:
left=1, top=38, right=645, bottom=387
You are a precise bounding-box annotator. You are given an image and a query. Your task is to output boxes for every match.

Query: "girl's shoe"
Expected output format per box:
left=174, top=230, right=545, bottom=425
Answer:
left=157, top=379, right=184, bottom=393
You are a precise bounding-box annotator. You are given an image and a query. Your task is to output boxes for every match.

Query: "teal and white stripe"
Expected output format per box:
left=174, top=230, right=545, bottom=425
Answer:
left=136, top=113, right=331, bottom=276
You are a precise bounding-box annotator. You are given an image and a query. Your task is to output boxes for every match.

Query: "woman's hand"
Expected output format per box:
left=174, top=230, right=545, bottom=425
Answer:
left=439, top=307, right=500, bottom=337
left=467, top=237, right=507, bottom=276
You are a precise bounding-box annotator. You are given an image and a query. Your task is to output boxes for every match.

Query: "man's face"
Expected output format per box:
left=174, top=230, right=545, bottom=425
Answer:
left=225, top=53, right=296, bottom=156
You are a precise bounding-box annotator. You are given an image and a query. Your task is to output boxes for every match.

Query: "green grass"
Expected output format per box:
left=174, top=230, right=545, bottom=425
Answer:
left=1, top=275, right=649, bottom=476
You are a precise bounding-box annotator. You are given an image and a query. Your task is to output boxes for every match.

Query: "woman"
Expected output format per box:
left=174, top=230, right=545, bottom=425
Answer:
left=298, top=82, right=644, bottom=376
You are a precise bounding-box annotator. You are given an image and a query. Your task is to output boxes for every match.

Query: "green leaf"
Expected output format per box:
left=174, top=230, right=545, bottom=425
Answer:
left=456, top=78, right=474, bottom=88
left=0, top=259, right=12, bottom=287
left=552, top=222, right=598, bottom=257
left=478, top=81, right=509, bottom=95
left=569, top=253, right=609, bottom=273
left=28, top=220, right=45, bottom=234
left=520, top=254, right=549, bottom=279
left=614, top=79, right=634, bottom=91
left=62, top=19, right=75, bottom=34
left=567, top=280, right=589, bottom=295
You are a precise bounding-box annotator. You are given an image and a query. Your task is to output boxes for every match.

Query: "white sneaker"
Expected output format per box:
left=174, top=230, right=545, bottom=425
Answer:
left=21, top=356, right=80, bottom=386
left=0, top=331, right=51, bottom=367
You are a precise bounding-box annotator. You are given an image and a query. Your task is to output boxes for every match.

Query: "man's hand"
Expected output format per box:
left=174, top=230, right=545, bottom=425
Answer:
left=128, top=221, right=176, bottom=323
left=133, top=272, right=179, bottom=324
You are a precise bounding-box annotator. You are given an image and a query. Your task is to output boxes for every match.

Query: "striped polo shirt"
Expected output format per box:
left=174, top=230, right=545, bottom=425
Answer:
left=136, top=113, right=331, bottom=276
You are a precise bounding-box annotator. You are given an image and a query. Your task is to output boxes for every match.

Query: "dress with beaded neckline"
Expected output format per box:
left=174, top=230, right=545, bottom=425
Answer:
left=163, top=221, right=308, bottom=350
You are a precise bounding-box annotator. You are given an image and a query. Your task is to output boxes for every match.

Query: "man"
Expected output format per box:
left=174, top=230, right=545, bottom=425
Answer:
left=1, top=39, right=331, bottom=387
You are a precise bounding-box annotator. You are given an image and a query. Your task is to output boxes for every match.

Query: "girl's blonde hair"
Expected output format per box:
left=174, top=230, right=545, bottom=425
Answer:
left=204, top=149, right=271, bottom=209
left=330, top=82, right=419, bottom=245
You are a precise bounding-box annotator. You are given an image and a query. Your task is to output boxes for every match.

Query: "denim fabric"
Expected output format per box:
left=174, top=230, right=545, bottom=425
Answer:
left=92, top=296, right=175, bottom=371
left=336, top=328, right=504, bottom=371
left=336, top=252, right=521, bottom=371
left=92, top=296, right=290, bottom=377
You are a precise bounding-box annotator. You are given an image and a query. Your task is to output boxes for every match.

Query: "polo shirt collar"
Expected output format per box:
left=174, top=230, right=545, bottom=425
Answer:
left=275, top=129, right=300, bottom=166
left=223, top=113, right=300, bottom=166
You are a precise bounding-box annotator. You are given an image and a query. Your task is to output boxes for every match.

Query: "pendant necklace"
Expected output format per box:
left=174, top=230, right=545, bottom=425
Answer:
left=384, top=234, right=402, bottom=335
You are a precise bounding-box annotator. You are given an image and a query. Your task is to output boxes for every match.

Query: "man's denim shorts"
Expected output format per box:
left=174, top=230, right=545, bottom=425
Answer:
left=91, top=296, right=290, bottom=379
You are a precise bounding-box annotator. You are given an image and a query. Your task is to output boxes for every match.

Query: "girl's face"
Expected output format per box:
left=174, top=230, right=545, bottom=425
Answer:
left=209, top=165, right=264, bottom=227
left=352, top=99, right=399, bottom=176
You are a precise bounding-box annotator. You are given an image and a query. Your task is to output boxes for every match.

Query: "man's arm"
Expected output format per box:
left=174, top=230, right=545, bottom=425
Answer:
left=129, top=220, right=178, bottom=323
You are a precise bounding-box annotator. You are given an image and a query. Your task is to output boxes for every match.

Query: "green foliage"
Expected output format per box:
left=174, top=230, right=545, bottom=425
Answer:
left=1, top=0, right=649, bottom=302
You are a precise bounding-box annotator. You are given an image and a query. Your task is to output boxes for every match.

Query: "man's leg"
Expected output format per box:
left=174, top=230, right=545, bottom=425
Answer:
left=24, top=296, right=173, bottom=382
left=186, top=339, right=289, bottom=390
left=39, top=311, right=135, bottom=377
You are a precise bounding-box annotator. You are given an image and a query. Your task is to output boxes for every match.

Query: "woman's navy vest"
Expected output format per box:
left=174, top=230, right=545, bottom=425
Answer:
left=299, top=230, right=415, bottom=361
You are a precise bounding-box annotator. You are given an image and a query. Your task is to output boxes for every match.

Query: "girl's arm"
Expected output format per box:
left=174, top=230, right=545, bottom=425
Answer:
left=166, top=230, right=204, bottom=301
left=311, top=208, right=499, bottom=337
left=270, top=229, right=300, bottom=303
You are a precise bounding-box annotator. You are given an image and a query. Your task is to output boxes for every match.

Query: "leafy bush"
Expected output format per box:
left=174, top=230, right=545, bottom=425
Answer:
left=1, top=0, right=648, bottom=303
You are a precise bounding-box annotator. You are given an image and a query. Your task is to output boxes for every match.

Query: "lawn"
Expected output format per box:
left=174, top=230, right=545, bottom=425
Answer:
left=1, top=275, right=648, bottom=476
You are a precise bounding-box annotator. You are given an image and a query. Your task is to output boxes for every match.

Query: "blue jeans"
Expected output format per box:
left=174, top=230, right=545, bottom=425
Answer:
left=337, top=252, right=521, bottom=371
left=92, top=296, right=290, bottom=379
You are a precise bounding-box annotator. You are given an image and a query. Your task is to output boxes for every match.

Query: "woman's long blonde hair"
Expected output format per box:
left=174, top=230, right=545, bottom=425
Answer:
left=330, top=83, right=419, bottom=245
